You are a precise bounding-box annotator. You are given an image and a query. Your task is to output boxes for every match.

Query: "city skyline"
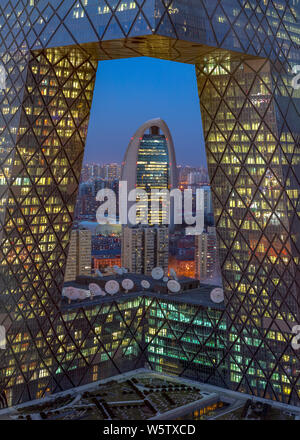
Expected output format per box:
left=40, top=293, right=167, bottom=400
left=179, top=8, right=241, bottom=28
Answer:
left=74, top=119, right=213, bottom=279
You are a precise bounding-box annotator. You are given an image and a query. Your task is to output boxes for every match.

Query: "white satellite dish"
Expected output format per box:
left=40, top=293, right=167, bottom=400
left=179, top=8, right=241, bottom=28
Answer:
left=167, top=280, right=181, bottom=294
left=63, top=286, right=81, bottom=300
left=89, top=283, right=105, bottom=297
left=71, top=289, right=81, bottom=300
left=170, top=269, right=178, bottom=280
left=210, top=288, right=224, bottom=304
left=163, top=276, right=169, bottom=283
left=151, top=267, right=164, bottom=280
left=122, top=278, right=134, bottom=291
left=105, top=280, right=119, bottom=295
left=62, top=287, right=70, bottom=297
left=141, top=280, right=150, bottom=289
left=78, top=290, right=87, bottom=300
left=62, top=287, right=70, bottom=298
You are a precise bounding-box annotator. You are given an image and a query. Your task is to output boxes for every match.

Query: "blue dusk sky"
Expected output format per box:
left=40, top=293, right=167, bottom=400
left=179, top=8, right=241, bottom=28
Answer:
left=83, top=57, right=207, bottom=167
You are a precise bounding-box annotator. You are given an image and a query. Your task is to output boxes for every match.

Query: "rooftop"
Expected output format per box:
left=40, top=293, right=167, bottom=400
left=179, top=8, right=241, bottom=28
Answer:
left=1, top=370, right=299, bottom=421
left=62, top=274, right=223, bottom=310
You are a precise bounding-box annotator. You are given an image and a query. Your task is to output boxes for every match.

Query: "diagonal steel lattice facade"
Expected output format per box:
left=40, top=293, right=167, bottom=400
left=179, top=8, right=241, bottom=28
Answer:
left=0, top=0, right=299, bottom=406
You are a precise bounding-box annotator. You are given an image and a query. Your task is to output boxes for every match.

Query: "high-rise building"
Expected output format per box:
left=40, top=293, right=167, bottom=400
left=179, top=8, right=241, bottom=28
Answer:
left=64, top=229, right=92, bottom=282
left=187, top=170, right=205, bottom=186
left=121, top=119, right=176, bottom=276
left=91, top=163, right=101, bottom=179
left=202, top=186, right=213, bottom=217
left=58, top=282, right=226, bottom=394
left=102, top=163, right=121, bottom=182
left=80, top=164, right=93, bottom=183
left=195, top=227, right=218, bottom=282
left=0, top=1, right=299, bottom=407
left=122, top=225, right=169, bottom=275
left=122, top=119, right=178, bottom=226
left=94, top=178, right=106, bottom=195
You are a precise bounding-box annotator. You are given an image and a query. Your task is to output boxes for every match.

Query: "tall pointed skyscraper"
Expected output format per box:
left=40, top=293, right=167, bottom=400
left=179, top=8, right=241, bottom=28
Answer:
left=121, top=119, right=177, bottom=274
left=121, top=118, right=178, bottom=226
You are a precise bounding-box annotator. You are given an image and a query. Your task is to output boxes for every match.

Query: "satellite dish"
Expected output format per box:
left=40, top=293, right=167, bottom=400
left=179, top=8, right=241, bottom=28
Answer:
left=63, top=286, right=81, bottom=300
left=163, top=276, right=169, bottom=283
left=167, top=280, right=181, bottom=294
left=0, top=63, right=6, bottom=90
left=151, top=267, right=164, bottom=280
left=62, top=287, right=70, bottom=297
left=95, top=269, right=103, bottom=278
left=89, top=283, right=105, bottom=297
left=141, top=280, right=150, bottom=289
left=122, top=279, right=134, bottom=291
left=105, top=280, right=119, bottom=295
left=210, top=288, right=224, bottom=304
left=170, top=269, right=178, bottom=280
left=78, top=290, right=87, bottom=300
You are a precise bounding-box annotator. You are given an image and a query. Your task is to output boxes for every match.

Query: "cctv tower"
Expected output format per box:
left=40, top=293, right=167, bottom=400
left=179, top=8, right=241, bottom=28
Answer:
left=0, top=1, right=299, bottom=406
